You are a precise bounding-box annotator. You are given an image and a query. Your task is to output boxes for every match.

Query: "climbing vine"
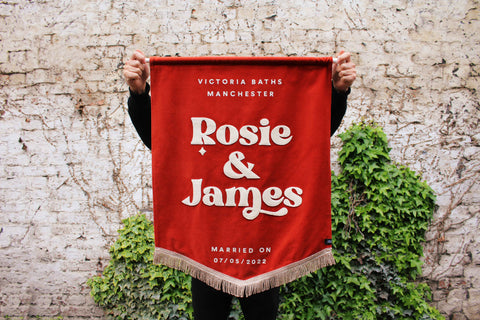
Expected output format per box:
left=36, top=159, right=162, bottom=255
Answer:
left=280, top=122, right=442, bottom=319
left=87, top=214, right=192, bottom=319
left=88, top=122, right=443, bottom=319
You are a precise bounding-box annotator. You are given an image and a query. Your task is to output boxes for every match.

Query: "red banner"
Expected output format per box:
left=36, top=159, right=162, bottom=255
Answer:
left=150, top=56, right=335, bottom=297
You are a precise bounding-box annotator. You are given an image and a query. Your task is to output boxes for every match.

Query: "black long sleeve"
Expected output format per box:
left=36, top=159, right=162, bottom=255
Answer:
left=128, top=83, right=349, bottom=150
left=330, top=86, right=349, bottom=135
left=128, top=83, right=152, bottom=149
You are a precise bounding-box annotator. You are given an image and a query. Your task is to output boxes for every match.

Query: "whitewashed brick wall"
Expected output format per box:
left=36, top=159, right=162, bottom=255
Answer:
left=0, top=0, right=478, bottom=318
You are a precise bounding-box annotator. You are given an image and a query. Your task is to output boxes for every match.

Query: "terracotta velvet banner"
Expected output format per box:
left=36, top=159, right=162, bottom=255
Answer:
left=150, top=56, right=335, bottom=297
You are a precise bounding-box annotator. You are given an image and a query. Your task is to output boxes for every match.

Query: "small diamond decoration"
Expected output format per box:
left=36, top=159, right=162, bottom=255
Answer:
left=199, top=147, right=206, bottom=156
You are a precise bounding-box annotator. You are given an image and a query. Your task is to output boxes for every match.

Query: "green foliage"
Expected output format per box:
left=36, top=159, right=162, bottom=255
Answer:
left=279, top=122, right=443, bottom=319
left=89, top=122, right=443, bottom=320
left=87, top=214, right=192, bottom=319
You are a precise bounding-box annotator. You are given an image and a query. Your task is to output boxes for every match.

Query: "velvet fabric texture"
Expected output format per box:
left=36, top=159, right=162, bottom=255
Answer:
left=150, top=57, right=335, bottom=297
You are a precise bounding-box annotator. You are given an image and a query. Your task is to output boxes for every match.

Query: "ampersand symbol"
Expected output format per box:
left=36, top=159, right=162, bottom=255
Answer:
left=223, top=151, right=260, bottom=179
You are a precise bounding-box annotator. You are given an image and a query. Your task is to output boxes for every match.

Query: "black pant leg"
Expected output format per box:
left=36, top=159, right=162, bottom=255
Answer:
left=191, top=278, right=232, bottom=320
left=239, top=287, right=280, bottom=320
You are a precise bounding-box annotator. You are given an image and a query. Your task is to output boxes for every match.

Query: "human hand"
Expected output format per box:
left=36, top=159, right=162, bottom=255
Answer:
left=123, top=50, right=150, bottom=94
left=332, top=50, right=356, bottom=93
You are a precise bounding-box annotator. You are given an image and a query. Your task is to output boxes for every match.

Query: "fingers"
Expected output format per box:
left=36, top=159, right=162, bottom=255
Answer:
left=131, top=49, right=147, bottom=65
left=336, top=62, right=356, bottom=77
left=123, top=50, right=149, bottom=94
left=124, top=50, right=148, bottom=77
left=338, top=63, right=357, bottom=79
left=332, top=51, right=356, bottom=92
left=123, top=59, right=145, bottom=80
left=335, top=51, right=351, bottom=65
left=334, top=51, right=355, bottom=74
left=125, top=51, right=146, bottom=74
left=340, top=72, right=356, bottom=87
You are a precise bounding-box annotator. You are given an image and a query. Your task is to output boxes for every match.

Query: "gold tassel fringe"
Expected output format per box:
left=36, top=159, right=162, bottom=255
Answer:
left=154, top=247, right=335, bottom=297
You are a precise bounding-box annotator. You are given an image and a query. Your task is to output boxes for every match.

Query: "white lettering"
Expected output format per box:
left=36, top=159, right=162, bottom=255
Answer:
left=190, top=117, right=292, bottom=147
left=182, top=179, right=303, bottom=221
left=262, top=187, right=284, bottom=207
left=284, top=187, right=303, bottom=207
left=216, top=125, right=239, bottom=145
left=251, top=79, right=283, bottom=85
left=181, top=179, right=203, bottom=206
left=206, top=91, right=274, bottom=97
left=239, top=125, right=259, bottom=145
left=259, top=118, right=271, bottom=146
left=203, top=186, right=224, bottom=206
left=198, top=78, right=247, bottom=85
left=191, top=118, right=216, bottom=145
left=271, top=125, right=293, bottom=145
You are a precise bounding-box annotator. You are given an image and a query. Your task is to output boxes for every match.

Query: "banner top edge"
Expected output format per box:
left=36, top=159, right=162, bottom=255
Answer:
left=148, top=56, right=334, bottom=65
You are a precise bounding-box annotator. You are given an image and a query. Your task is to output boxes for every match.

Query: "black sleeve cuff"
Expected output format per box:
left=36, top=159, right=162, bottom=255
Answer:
left=332, top=86, right=351, bottom=99
left=129, top=83, right=151, bottom=100
left=330, top=85, right=350, bottom=136
left=127, top=83, right=152, bottom=150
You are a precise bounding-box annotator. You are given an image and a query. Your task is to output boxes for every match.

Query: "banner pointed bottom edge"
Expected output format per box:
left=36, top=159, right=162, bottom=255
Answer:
left=154, top=247, right=335, bottom=297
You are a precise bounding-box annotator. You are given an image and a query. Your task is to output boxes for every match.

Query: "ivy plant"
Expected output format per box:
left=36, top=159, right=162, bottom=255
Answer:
left=88, top=122, right=443, bottom=320
left=279, top=122, right=443, bottom=319
left=87, top=214, right=192, bottom=319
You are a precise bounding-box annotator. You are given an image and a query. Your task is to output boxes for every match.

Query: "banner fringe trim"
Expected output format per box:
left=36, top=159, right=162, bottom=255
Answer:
left=154, top=247, right=335, bottom=297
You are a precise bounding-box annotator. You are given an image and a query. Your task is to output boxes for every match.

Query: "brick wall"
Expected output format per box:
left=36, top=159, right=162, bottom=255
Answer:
left=0, top=0, right=478, bottom=318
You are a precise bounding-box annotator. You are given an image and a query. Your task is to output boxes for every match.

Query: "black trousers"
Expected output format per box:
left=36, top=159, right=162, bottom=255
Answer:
left=191, top=278, right=280, bottom=320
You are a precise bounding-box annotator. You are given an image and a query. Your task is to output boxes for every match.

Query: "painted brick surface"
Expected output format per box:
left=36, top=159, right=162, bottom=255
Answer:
left=0, top=0, right=479, bottom=318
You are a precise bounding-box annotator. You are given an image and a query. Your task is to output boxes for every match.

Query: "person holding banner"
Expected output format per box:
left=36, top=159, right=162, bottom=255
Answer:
left=124, top=50, right=356, bottom=320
